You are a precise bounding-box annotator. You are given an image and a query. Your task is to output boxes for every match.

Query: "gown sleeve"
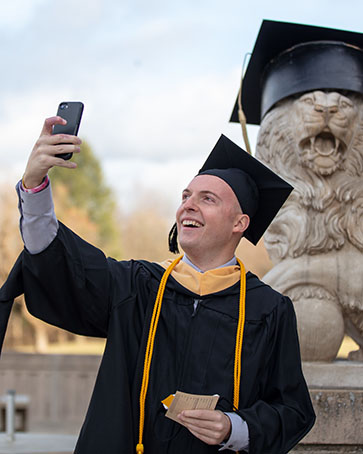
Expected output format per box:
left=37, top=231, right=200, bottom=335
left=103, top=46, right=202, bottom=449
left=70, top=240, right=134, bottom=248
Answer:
left=12, top=180, right=137, bottom=338
left=17, top=222, right=141, bottom=338
left=237, top=296, right=315, bottom=453
left=0, top=254, right=24, bottom=353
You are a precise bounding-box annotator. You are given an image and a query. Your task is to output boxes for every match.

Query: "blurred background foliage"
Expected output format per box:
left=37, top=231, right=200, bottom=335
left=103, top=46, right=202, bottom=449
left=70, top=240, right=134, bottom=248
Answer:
left=50, top=141, right=121, bottom=258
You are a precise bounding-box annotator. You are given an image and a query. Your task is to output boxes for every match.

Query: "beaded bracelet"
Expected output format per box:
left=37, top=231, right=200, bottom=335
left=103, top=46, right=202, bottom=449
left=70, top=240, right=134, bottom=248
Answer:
left=21, top=175, right=49, bottom=194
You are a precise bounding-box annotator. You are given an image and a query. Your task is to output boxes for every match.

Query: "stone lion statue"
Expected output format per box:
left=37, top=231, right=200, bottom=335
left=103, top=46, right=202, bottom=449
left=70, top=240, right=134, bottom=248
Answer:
left=256, top=90, right=363, bottom=361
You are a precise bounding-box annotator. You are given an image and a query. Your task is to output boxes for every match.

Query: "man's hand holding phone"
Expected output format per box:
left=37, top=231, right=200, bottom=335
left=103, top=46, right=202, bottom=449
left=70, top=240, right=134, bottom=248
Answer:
left=22, top=116, right=82, bottom=189
left=52, top=101, right=84, bottom=160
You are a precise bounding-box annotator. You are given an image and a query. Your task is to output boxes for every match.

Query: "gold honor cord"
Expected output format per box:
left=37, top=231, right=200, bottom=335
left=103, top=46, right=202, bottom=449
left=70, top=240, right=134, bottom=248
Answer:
left=233, top=259, right=246, bottom=408
left=136, top=256, right=247, bottom=454
left=136, top=256, right=183, bottom=454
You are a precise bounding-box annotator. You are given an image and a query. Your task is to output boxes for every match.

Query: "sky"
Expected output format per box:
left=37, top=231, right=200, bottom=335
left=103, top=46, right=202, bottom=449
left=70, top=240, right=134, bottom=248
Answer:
left=1, top=0, right=363, bottom=216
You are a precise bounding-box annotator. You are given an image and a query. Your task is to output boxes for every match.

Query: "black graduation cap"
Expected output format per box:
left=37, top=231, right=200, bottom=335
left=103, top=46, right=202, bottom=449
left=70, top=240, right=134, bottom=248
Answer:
left=230, top=19, right=363, bottom=125
left=168, top=134, right=293, bottom=251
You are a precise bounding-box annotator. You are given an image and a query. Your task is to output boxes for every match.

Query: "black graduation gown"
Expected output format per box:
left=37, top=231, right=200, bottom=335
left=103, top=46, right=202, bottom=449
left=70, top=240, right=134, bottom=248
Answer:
left=0, top=223, right=315, bottom=453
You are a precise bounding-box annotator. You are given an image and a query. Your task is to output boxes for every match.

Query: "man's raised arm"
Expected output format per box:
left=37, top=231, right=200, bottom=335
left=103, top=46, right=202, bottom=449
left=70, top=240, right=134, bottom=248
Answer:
left=18, top=117, right=82, bottom=253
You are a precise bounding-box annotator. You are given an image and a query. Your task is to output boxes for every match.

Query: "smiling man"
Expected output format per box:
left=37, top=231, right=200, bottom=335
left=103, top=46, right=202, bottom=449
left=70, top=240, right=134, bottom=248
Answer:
left=0, top=120, right=315, bottom=453
left=176, top=174, right=249, bottom=271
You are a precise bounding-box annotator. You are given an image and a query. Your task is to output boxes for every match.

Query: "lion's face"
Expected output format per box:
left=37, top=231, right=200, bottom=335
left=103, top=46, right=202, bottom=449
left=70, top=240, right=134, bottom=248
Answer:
left=256, top=89, right=363, bottom=260
left=293, top=91, right=358, bottom=176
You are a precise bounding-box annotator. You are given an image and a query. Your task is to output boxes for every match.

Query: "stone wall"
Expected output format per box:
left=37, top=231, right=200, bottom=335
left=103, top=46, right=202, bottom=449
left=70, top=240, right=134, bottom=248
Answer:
left=0, top=353, right=101, bottom=434
left=1, top=354, right=363, bottom=452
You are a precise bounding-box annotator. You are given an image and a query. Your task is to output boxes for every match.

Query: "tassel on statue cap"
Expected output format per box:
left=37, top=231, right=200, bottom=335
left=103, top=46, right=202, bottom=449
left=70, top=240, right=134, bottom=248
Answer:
left=237, top=52, right=252, bottom=155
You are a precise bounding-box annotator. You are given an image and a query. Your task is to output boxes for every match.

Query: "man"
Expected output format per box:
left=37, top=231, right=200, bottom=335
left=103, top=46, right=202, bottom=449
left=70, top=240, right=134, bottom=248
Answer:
left=0, top=117, right=315, bottom=453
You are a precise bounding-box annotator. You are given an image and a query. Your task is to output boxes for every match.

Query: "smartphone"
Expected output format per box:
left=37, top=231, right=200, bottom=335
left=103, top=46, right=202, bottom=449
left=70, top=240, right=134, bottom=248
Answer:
left=52, top=101, right=84, bottom=160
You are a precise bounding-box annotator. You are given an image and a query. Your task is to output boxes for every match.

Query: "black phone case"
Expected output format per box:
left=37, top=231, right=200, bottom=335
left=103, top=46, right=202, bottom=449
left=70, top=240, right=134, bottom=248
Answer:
left=52, top=101, right=84, bottom=160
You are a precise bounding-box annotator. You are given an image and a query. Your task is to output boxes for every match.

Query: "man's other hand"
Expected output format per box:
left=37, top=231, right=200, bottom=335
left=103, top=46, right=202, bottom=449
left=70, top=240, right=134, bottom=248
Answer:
left=177, top=409, right=231, bottom=445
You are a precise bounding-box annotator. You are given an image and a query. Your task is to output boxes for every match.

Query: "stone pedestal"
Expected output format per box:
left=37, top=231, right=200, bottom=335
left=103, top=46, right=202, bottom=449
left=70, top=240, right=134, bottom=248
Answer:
left=292, top=361, right=363, bottom=453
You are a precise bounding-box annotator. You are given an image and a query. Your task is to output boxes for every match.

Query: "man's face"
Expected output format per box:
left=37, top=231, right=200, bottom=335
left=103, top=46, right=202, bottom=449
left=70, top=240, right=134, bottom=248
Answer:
left=176, top=174, right=248, bottom=258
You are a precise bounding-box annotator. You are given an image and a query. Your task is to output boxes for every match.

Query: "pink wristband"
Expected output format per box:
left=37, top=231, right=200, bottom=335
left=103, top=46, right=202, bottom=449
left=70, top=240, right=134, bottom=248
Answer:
left=21, top=175, right=49, bottom=194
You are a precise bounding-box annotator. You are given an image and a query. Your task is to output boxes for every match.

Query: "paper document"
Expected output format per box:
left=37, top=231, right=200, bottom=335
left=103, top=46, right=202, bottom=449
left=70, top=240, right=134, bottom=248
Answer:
left=165, top=391, right=219, bottom=423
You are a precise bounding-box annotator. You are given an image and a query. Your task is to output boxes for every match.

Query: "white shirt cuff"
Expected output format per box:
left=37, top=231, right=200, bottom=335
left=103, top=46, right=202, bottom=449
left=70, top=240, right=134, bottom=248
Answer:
left=219, top=412, right=249, bottom=452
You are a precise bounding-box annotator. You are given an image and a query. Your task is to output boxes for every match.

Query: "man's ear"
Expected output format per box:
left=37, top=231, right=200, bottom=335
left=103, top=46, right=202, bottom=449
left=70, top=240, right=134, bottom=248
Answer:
left=233, top=214, right=250, bottom=234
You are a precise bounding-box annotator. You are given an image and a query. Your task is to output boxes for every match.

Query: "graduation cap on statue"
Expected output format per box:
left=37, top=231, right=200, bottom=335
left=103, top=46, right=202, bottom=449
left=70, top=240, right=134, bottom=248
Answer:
left=169, top=134, right=293, bottom=252
left=230, top=19, right=363, bottom=125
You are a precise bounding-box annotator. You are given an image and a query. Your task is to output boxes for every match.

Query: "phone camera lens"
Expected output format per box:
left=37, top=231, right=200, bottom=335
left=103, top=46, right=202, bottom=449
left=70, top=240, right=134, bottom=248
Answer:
left=60, top=103, right=68, bottom=110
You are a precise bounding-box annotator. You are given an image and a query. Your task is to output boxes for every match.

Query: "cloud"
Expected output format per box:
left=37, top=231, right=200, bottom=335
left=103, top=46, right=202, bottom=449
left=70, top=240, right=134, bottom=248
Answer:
left=7, top=0, right=362, bottom=214
left=0, top=0, right=47, bottom=30
left=0, top=89, right=76, bottom=165
left=103, top=156, right=198, bottom=216
left=0, top=62, right=258, bottom=214
left=80, top=66, right=245, bottom=161
left=101, top=123, right=258, bottom=217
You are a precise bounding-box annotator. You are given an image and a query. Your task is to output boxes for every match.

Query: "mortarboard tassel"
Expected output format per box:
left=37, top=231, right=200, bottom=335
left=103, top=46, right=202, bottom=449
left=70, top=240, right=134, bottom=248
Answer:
left=137, top=256, right=183, bottom=453
left=168, top=223, right=179, bottom=254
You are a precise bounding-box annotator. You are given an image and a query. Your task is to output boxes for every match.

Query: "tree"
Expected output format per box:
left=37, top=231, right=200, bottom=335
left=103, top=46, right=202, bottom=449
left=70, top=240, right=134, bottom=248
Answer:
left=0, top=186, right=52, bottom=352
left=118, top=188, right=175, bottom=262
left=0, top=187, right=21, bottom=281
left=1, top=141, right=123, bottom=352
left=50, top=141, right=122, bottom=258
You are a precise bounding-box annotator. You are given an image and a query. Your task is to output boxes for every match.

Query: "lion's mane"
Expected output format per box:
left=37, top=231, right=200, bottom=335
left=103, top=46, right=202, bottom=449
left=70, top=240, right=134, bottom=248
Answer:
left=256, top=91, right=363, bottom=263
